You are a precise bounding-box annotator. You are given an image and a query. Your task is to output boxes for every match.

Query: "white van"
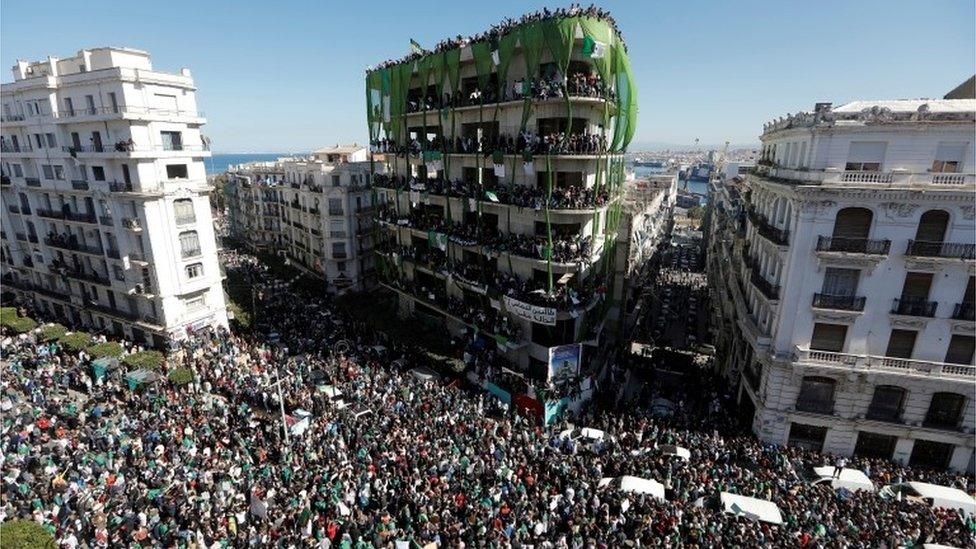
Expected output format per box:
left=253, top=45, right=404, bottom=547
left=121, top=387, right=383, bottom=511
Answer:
left=883, top=482, right=976, bottom=516
left=809, top=466, right=875, bottom=492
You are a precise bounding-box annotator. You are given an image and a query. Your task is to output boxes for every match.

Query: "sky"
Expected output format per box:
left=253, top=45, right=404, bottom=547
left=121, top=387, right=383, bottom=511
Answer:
left=2, top=0, right=973, bottom=153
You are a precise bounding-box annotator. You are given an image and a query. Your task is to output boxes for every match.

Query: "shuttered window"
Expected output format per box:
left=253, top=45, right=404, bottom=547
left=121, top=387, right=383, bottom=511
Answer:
left=822, top=268, right=859, bottom=296
left=914, top=210, right=949, bottom=242
left=831, top=208, right=873, bottom=239
left=885, top=329, right=918, bottom=359
left=932, top=142, right=967, bottom=173
left=810, top=323, right=847, bottom=352
left=866, top=386, right=906, bottom=422
left=945, top=335, right=975, bottom=365
left=845, top=141, right=886, bottom=171
left=900, top=272, right=933, bottom=300
left=924, top=392, right=966, bottom=428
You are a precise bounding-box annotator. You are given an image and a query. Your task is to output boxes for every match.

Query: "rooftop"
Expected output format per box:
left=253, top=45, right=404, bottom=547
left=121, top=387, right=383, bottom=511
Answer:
left=313, top=144, right=365, bottom=155
left=762, top=97, right=975, bottom=135
left=832, top=99, right=976, bottom=114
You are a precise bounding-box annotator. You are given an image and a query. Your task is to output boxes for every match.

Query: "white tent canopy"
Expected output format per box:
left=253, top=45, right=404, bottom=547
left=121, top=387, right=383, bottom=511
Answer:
left=660, top=445, right=691, bottom=461
left=812, top=466, right=875, bottom=492
left=720, top=492, right=783, bottom=525
left=886, top=482, right=976, bottom=516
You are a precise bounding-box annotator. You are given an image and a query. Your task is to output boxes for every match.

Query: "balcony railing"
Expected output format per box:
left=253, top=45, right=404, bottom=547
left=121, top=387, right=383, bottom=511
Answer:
left=71, top=179, right=90, bottom=190
left=63, top=211, right=97, bottom=224
left=952, top=303, right=975, bottom=321
left=54, top=105, right=204, bottom=119
left=794, top=346, right=976, bottom=378
left=99, top=215, right=114, bottom=226
left=812, top=293, right=866, bottom=311
left=36, top=208, right=65, bottom=219
left=816, top=235, right=891, bottom=255
left=756, top=166, right=976, bottom=188
left=25, top=177, right=40, bottom=187
left=749, top=266, right=780, bottom=300
left=905, top=240, right=976, bottom=260
left=44, top=237, right=104, bottom=256
left=891, top=297, right=938, bottom=317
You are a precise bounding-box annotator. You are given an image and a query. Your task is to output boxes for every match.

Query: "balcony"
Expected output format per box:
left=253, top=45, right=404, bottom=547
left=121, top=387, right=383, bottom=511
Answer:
left=7, top=205, right=20, bottom=215
left=905, top=240, right=975, bottom=261
left=952, top=303, right=975, bottom=321
left=109, top=181, right=134, bottom=192
left=44, top=237, right=104, bottom=256
left=71, top=179, right=90, bottom=190
left=891, top=297, right=938, bottom=318
left=63, top=211, right=97, bottom=224
left=1, top=175, right=11, bottom=186
left=332, top=250, right=348, bottom=259
left=328, top=209, right=344, bottom=216
left=816, top=236, right=890, bottom=255
left=749, top=266, right=780, bottom=300
left=25, top=177, right=41, bottom=187
left=794, top=346, right=975, bottom=379
left=123, top=218, right=142, bottom=231
left=746, top=206, right=789, bottom=245
left=812, top=293, right=866, bottom=311
left=756, top=166, right=976, bottom=189
left=99, top=215, right=114, bottom=227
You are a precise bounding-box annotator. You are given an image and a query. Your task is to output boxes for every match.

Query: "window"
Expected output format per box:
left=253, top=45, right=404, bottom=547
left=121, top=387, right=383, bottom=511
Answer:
left=944, top=335, right=975, bottom=365
left=795, top=376, right=837, bottom=415
left=530, top=318, right=576, bottom=347
left=184, top=294, right=206, bottom=312
left=909, top=440, right=955, bottom=470
left=85, top=95, right=95, bottom=115
left=866, top=385, right=906, bottom=422
left=41, top=165, right=54, bottom=179
left=160, top=131, right=183, bottom=151
left=885, top=329, right=918, bottom=359
left=174, top=199, right=196, bottom=226
left=845, top=141, right=886, bottom=171
left=853, top=432, right=897, bottom=460
left=166, top=164, right=189, bottom=179
left=64, top=98, right=75, bottom=116
left=53, top=165, right=64, bottom=180
left=923, top=392, right=966, bottom=429
left=821, top=268, right=859, bottom=296
left=45, top=133, right=56, bottom=148
left=831, top=207, right=873, bottom=240
left=91, top=166, right=106, bottom=181
left=108, top=92, right=119, bottom=113
left=932, top=142, right=967, bottom=173
left=915, top=210, right=950, bottom=243
left=332, top=175, right=341, bottom=187
left=787, top=423, right=827, bottom=452
left=12, top=164, right=22, bottom=177
left=332, top=242, right=347, bottom=258
left=337, top=261, right=346, bottom=273
left=328, top=198, right=343, bottom=215
left=185, top=263, right=203, bottom=279
left=810, top=323, right=847, bottom=352
left=179, top=231, right=201, bottom=258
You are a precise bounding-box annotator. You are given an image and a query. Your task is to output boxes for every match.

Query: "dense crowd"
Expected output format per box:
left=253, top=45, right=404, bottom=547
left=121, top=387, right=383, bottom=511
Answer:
left=368, top=5, right=627, bottom=72
left=406, top=71, right=613, bottom=114
left=1, top=247, right=974, bottom=548
left=372, top=128, right=608, bottom=158
left=377, top=207, right=593, bottom=263
left=374, top=174, right=610, bottom=210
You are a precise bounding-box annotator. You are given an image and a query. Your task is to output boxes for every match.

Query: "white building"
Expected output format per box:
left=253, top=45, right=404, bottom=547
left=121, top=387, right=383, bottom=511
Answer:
left=709, top=96, right=976, bottom=471
left=225, top=145, right=379, bottom=294
left=1, top=47, right=228, bottom=346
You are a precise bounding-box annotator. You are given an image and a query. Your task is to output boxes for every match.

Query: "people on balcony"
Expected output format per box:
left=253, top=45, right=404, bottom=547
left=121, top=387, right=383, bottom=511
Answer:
left=371, top=129, right=608, bottom=157
left=374, top=174, right=609, bottom=209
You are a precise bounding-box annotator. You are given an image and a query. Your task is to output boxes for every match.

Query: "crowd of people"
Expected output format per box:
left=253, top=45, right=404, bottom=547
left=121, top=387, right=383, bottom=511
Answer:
left=406, top=71, right=613, bottom=114
left=368, top=5, right=628, bottom=72
left=1, top=245, right=974, bottom=548
left=374, top=174, right=610, bottom=210
left=377, top=207, right=593, bottom=264
left=371, top=128, right=609, bottom=158
left=644, top=244, right=708, bottom=348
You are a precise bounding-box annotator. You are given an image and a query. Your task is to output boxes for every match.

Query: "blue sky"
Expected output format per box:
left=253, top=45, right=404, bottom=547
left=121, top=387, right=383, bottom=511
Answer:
left=2, top=1, right=973, bottom=152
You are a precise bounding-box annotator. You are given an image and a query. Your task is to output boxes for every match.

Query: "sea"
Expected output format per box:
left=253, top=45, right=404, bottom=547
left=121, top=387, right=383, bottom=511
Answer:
left=632, top=165, right=710, bottom=196
left=205, top=153, right=303, bottom=175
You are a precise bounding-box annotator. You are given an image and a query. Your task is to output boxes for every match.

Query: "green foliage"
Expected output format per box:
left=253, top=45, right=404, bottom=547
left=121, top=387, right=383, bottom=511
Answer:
left=167, top=367, right=195, bottom=386
left=0, top=307, right=17, bottom=323
left=87, top=342, right=124, bottom=359
left=2, top=316, right=37, bottom=334
left=37, top=324, right=67, bottom=342
left=0, top=519, right=56, bottom=549
left=58, top=332, right=91, bottom=351
left=123, top=350, right=165, bottom=370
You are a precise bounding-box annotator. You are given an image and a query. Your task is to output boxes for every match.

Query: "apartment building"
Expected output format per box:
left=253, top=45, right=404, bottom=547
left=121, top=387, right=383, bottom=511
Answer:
left=225, top=145, right=378, bottom=293
left=708, top=96, right=975, bottom=471
left=366, top=12, right=639, bottom=396
left=0, top=47, right=228, bottom=346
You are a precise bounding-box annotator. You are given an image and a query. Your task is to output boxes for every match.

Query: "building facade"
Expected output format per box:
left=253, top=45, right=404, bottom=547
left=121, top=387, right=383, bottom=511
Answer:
left=709, top=98, right=976, bottom=471
left=366, top=13, right=638, bottom=385
left=0, top=47, right=228, bottom=346
left=225, top=146, right=378, bottom=294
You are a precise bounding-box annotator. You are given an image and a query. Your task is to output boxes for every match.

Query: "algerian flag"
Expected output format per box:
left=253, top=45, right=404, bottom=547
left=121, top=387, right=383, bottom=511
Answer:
left=582, top=36, right=606, bottom=59
left=485, top=191, right=499, bottom=203
left=410, top=39, right=423, bottom=54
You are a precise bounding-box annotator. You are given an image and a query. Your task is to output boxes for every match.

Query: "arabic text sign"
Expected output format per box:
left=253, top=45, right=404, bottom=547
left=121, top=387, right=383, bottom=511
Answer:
left=504, top=295, right=556, bottom=325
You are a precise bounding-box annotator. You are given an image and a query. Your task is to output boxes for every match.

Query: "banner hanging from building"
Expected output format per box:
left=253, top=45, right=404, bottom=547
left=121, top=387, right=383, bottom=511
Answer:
left=504, top=295, right=556, bottom=325
left=548, top=343, right=581, bottom=386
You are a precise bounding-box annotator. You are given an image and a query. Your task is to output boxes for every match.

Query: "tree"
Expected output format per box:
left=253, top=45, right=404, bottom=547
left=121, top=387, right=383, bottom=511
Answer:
left=123, top=350, right=165, bottom=370
left=87, top=342, right=124, bottom=359
left=0, top=520, right=56, bottom=549
left=58, top=332, right=92, bottom=352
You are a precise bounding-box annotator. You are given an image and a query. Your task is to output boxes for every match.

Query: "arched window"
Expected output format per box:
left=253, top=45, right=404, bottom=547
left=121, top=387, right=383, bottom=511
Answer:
left=179, top=230, right=201, bottom=258
left=866, top=385, right=906, bottom=421
left=923, top=392, right=966, bottom=428
left=796, top=376, right=836, bottom=414
left=915, top=209, right=949, bottom=243
left=174, top=199, right=196, bottom=226
left=832, top=207, right=873, bottom=240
